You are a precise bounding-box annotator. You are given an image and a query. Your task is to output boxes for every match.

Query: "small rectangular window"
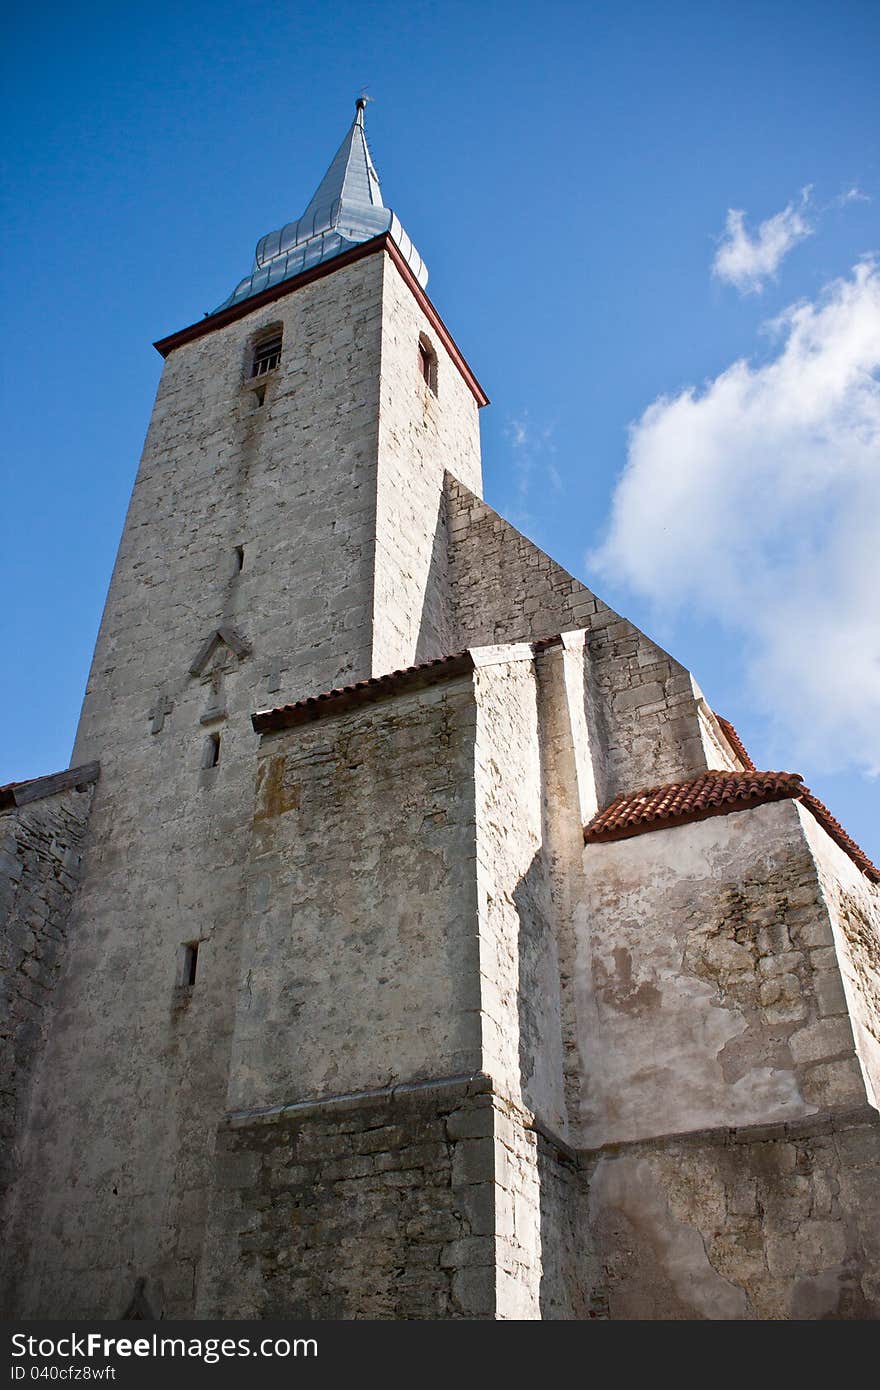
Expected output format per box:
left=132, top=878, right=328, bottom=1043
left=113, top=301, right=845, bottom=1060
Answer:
left=202, top=732, right=221, bottom=768
left=251, top=333, right=282, bottom=378
left=181, top=942, right=199, bottom=987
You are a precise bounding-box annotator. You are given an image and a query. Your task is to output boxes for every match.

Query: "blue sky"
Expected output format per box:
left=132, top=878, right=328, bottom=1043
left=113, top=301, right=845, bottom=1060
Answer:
left=2, top=0, right=878, bottom=861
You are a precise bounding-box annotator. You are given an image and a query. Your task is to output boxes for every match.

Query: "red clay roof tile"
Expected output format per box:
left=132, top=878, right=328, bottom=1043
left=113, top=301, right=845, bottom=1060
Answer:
left=584, top=769, right=879, bottom=884
left=798, top=790, right=880, bottom=884
left=716, top=716, right=757, bottom=771
left=252, top=638, right=568, bottom=735
left=252, top=651, right=474, bottom=734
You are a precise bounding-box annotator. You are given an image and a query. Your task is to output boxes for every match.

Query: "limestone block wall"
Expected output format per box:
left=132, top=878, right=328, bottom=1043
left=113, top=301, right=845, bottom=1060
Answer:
left=471, top=652, right=566, bottom=1132
left=585, top=1106, right=880, bottom=1319
left=445, top=476, right=732, bottom=800
left=531, top=635, right=604, bottom=1139
left=374, top=256, right=483, bottom=674
left=470, top=648, right=600, bottom=1318
left=75, top=251, right=389, bottom=767
left=228, top=673, right=482, bottom=1112
left=0, top=777, right=96, bottom=1208
left=798, top=804, right=880, bottom=1109
left=216, top=645, right=589, bottom=1320
left=5, top=248, right=493, bottom=1319
left=573, top=799, right=871, bottom=1150
left=5, top=253, right=394, bottom=1320
left=489, top=1092, right=591, bottom=1320
left=198, top=1075, right=499, bottom=1319
left=199, top=1072, right=592, bottom=1322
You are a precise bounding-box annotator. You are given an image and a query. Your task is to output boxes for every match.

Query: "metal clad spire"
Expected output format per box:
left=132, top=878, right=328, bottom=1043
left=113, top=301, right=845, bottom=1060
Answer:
left=216, top=100, right=427, bottom=312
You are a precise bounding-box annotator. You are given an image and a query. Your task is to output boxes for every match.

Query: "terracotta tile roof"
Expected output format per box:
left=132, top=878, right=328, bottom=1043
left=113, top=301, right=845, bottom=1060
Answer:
left=584, top=769, right=879, bottom=884
left=252, top=652, right=474, bottom=734
left=716, top=716, right=756, bottom=771
left=252, top=637, right=570, bottom=735
left=585, top=771, right=804, bottom=843
left=799, top=790, right=880, bottom=884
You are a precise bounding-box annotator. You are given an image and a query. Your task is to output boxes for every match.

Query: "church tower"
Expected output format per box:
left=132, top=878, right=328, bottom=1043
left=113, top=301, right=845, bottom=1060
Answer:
left=3, top=102, right=879, bottom=1321
left=3, top=100, right=487, bottom=1318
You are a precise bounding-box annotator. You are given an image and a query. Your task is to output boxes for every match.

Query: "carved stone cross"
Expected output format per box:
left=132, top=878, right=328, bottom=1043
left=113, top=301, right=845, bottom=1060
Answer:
left=148, top=695, right=174, bottom=734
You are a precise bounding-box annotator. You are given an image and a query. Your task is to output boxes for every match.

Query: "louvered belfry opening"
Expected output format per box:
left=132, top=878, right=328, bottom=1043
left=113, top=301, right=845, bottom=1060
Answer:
left=251, top=330, right=283, bottom=378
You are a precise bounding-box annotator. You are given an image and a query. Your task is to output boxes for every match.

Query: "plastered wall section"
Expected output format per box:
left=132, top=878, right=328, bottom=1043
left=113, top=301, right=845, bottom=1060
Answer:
left=797, top=802, right=880, bottom=1110
left=6, top=254, right=390, bottom=1318
left=445, top=475, right=734, bottom=800
left=585, top=1107, right=880, bottom=1319
left=0, top=784, right=95, bottom=1211
left=573, top=798, right=871, bottom=1150
left=373, top=258, right=483, bottom=675
left=227, top=672, right=482, bottom=1112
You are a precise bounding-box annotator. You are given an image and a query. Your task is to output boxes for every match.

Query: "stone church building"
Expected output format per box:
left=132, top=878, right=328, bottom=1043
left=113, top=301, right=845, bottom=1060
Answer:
left=2, top=102, right=880, bottom=1320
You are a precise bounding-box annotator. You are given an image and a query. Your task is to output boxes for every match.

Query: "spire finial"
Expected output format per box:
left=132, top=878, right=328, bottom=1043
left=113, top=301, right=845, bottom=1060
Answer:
left=355, top=93, right=371, bottom=126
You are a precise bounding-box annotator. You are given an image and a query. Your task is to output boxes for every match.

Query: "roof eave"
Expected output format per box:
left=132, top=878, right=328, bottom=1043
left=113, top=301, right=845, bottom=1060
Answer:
left=152, top=232, right=489, bottom=408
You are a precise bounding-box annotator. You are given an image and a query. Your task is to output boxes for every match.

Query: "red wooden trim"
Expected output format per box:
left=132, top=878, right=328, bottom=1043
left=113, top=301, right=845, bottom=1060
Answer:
left=383, top=238, right=489, bottom=406
left=153, top=233, right=489, bottom=407
left=153, top=236, right=388, bottom=357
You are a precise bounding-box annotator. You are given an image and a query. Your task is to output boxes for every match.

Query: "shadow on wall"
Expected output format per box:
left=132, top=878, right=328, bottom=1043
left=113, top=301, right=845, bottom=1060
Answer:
left=513, top=851, right=594, bottom=1319
left=414, top=489, right=453, bottom=665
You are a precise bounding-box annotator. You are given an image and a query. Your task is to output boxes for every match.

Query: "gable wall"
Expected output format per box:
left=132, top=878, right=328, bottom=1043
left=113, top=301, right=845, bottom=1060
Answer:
left=445, top=476, right=725, bottom=800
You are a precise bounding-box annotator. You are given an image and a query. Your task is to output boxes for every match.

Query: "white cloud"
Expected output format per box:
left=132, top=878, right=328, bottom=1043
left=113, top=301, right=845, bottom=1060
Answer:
left=504, top=414, right=561, bottom=528
left=592, top=260, right=880, bottom=774
left=713, top=188, right=813, bottom=293
left=834, top=186, right=870, bottom=207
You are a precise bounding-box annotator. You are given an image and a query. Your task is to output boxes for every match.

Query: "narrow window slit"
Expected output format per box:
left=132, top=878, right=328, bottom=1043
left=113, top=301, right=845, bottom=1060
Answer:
left=418, top=334, right=438, bottom=395
left=181, top=942, right=199, bottom=988
left=203, top=732, right=221, bottom=768
left=234, top=545, right=244, bottom=572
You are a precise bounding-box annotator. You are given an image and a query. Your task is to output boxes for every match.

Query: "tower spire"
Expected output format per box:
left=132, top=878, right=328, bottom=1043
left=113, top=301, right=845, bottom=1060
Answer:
left=217, top=98, right=427, bottom=312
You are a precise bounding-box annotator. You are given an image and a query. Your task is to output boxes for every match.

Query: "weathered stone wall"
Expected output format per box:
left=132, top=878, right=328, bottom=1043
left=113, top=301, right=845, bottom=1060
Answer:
left=531, top=635, right=603, bottom=1140
left=3, top=249, right=491, bottom=1318
left=472, top=652, right=566, bottom=1132
left=198, top=1075, right=498, bottom=1319
left=574, top=799, right=869, bottom=1149
left=228, top=672, right=481, bottom=1111
left=13, top=252, right=393, bottom=1316
left=490, top=1092, right=590, bottom=1320
left=446, top=475, right=734, bottom=800
left=0, top=781, right=95, bottom=1206
left=198, top=1073, right=593, bottom=1322
left=374, top=257, right=483, bottom=674
left=585, top=1106, right=880, bottom=1319
left=798, top=804, right=880, bottom=1110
